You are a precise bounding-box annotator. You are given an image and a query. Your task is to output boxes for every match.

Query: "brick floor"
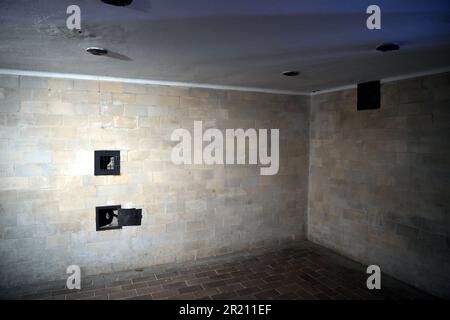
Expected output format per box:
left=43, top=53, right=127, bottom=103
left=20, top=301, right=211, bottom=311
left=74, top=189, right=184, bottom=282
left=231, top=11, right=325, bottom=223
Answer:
left=0, top=241, right=433, bottom=300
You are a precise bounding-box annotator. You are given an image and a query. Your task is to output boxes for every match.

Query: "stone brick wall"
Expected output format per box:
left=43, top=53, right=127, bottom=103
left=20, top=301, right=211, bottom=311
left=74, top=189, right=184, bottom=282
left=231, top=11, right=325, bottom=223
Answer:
left=308, top=72, right=450, bottom=298
left=0, top=75, right=309, bottom=287
left=2, top=71, right=448, bottom=297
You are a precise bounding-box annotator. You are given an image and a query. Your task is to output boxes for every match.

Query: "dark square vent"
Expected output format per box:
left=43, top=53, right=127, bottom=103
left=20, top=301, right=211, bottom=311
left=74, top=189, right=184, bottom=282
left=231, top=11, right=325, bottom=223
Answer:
left=357, top=80, right=380, bottom=111
left=96, top=205, right=121, bottom=231
left=95, top=150, right=120, bottom=175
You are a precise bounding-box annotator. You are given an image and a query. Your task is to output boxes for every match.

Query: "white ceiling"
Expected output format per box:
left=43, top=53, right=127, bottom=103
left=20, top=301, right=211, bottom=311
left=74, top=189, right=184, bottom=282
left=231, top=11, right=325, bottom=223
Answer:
left=0, top=0, right=449, bottom=93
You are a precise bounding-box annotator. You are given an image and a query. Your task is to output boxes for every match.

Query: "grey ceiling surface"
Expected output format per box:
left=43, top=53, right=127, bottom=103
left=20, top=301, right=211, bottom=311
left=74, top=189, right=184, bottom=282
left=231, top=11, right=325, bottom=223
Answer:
left=0, top=0, right=449, bottom=92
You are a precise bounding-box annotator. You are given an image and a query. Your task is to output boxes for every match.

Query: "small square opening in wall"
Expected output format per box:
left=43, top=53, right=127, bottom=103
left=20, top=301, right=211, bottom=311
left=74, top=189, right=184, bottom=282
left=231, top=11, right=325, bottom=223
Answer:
left=96, top=205, right=121, bottom=231
left=95, top=150, right=120, bottom=175
left=357, top=80, right=380, bottom=111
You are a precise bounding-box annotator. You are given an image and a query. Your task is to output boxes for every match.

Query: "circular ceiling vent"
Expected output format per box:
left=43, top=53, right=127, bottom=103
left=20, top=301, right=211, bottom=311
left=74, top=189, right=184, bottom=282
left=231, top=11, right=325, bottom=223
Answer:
left=101, top=0, right=133, bottom=6
left=376, top=43, right=400, bottom=52
left=86, top=47, right=108, bottom=56
left=282, top=71, right=300, bottom=77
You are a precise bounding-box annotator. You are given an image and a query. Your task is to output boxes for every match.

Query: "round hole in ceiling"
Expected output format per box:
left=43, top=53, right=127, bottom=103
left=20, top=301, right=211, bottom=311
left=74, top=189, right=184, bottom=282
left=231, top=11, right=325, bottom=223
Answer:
left=376, top=43, right=400, bottom=52
left=86, top=47, right=108, bottom=56
left=282, top=71, right=300, bottom=77
left=101, top=0, right=133, bottom=6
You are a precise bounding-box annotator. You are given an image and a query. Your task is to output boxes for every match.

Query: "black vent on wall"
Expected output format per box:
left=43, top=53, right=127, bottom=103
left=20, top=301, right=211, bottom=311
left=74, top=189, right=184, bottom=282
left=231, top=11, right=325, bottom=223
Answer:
left=357, top=80, right=380, bottom=111
left=96, top=205, right=121, bottom=231
left=95, top=150, right=120, bottom=175
left=96, top=206, right=142, bottom=231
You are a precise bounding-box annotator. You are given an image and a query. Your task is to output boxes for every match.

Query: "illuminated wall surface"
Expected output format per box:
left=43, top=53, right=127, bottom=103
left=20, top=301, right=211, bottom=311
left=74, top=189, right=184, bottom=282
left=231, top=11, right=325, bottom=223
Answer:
left=0, top=74, right=309, bottom=288
left=0, top=72, right=449, bottom=297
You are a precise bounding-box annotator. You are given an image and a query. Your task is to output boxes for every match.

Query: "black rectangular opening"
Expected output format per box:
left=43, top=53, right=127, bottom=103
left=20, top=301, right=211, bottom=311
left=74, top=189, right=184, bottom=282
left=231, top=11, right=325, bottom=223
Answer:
left=357, top=80, right=380, bottom=111
left=96, top=205, right=122, bottom=231
left=95, top=150, right=120, bottom=175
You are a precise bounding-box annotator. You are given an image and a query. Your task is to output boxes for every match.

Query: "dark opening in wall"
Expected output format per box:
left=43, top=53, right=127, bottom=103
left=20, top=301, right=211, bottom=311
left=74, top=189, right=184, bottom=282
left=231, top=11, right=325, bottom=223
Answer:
left=96, top=205, right=121, bottom=231
left=95, top=150, right=120, bottom=175
left=357, top=80, right=380, bottom=111
left=95, top=206, right=143, bottom=231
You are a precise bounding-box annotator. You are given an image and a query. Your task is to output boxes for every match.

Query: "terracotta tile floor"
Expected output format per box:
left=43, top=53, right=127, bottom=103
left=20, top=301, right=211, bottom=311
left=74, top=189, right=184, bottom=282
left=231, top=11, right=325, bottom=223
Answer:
left=0, top=241, right=433, bottom=300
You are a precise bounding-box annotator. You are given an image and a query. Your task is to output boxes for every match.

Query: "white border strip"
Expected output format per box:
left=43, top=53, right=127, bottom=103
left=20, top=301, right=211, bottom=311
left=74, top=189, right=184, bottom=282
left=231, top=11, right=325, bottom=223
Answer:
left=310, top=66, right=450, bottom=95
left=1, top=67, right=449, bottom=96
left=0, top=68, right=309, bottom=96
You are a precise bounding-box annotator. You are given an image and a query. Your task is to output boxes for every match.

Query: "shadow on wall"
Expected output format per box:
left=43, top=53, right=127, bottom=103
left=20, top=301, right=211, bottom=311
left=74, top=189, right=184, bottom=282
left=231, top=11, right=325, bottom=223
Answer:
left=308, top=72, right=450, bottom=298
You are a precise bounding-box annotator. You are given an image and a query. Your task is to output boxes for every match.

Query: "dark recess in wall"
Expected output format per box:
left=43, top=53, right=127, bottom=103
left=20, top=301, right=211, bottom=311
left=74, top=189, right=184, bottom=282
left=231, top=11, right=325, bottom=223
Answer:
left=95, top=150, right=120, bottom=175
left=357, top=80, right=380, bottom=110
